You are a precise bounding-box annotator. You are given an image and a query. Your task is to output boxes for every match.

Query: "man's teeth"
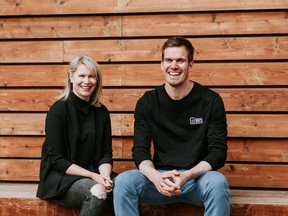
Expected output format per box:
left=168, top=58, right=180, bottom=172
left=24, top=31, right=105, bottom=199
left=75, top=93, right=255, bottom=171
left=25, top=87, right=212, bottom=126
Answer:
left=168, top=72, right=180, bottom=76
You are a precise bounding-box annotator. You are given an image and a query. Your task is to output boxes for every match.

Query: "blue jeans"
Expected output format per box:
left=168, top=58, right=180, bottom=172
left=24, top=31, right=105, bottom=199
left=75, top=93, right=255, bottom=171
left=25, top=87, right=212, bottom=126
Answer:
left=113, top=170, right=230, bottom=216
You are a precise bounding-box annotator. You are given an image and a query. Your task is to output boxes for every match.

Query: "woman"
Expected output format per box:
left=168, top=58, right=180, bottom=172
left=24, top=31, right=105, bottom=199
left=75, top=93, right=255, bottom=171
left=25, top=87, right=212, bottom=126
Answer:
left=36, top=55, right=115, bottom=215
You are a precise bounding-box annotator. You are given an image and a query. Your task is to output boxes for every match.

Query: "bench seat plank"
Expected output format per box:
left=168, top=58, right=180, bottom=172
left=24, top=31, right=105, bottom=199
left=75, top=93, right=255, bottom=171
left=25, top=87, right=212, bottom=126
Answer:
left=0, top=183, right=287, bottom=216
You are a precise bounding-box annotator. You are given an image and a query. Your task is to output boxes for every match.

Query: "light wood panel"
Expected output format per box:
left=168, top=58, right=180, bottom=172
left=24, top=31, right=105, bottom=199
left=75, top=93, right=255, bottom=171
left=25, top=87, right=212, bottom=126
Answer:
left=0, top=41, right=63, bottom=63
left=64, top=37, right=288, bottom=62
left=1, top=11, right=287, bottom=39
left=1, top=62, right=287, bottom=87
left=1, top=137, right=287, bottom=163
left=1, top=0, right=288, bottom=16
left=1, top=159, right=287, bottom=188
left=0, top=16, right=122, bottom=39
left=1, top=88, right=288, bottom=112
left=122, top=11, right=288, bottom=36
left=1, top=37, right=288, bottom=63
left=0, top=113, right=287, bottom=138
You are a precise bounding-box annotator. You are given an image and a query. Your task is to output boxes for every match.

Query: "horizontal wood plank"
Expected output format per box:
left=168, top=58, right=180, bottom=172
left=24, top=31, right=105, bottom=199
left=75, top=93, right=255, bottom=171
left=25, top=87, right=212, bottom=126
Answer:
left=1, top=137, right=287, bottom=163
left=1, top=11, right=287, bottom=39
left=0, top=137, right=123, bottom=159
left=1, top=0, right=288, bottom=16
left=0, top=41, right=63, bottom=63
left=1, top=62, right=287, bottom=87
left=122, top=11, right=288, bottom=37
left=0, top=16, right=122, bottom=39
left=1, top=88, right=288, bottom=112
left=0, top=159, right=287, bottom=188
left=0, top=113, right=288, bottom=138
left=1, top=37, right=288, bottom=63
left=64, top=37, right=288, bottom=62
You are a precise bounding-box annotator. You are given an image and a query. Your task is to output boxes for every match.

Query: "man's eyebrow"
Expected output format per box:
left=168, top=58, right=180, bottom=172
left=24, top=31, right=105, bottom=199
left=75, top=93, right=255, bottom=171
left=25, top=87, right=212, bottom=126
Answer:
left=164, top=57, right=187, bottom=61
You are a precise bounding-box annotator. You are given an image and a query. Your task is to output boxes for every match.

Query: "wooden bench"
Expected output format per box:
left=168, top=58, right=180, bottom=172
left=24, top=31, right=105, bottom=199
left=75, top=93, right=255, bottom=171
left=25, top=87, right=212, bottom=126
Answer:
left=1, top=0, right=288, bottom=215
left=1, top=183, right=288, bottom=215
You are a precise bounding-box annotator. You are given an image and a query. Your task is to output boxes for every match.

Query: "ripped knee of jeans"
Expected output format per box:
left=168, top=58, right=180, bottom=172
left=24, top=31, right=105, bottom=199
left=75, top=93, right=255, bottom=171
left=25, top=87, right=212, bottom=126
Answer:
left=90, top=184, right=107, bottom=200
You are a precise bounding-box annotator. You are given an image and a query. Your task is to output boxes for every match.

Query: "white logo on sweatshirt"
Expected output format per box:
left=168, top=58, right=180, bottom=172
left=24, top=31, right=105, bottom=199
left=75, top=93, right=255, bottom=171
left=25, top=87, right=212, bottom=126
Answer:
left=190, top=117, right=203, bottom=125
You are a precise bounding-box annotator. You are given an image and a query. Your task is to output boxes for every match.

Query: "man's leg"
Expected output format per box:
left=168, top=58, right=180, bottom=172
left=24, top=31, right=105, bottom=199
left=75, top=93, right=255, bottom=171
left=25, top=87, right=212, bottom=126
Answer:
left=114, top=170, right=179, bottom=216
left=181, top=171, right=230, bottom=216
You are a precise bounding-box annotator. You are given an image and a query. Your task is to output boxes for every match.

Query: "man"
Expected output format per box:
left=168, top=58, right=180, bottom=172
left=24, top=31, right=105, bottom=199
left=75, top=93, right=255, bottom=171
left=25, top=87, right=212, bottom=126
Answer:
left=113, top=37, right=230, bottom=216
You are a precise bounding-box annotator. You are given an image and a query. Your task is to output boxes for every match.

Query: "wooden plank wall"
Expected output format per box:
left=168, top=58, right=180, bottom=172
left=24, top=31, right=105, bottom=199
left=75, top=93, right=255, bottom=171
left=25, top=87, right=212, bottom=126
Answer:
left=0, top=0, right=288, bottom=189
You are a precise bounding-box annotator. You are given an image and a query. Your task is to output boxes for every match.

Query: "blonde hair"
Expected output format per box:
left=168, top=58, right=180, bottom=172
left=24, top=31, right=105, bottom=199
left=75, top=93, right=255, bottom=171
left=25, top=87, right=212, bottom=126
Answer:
left=58, top=55, right=103, bottom=107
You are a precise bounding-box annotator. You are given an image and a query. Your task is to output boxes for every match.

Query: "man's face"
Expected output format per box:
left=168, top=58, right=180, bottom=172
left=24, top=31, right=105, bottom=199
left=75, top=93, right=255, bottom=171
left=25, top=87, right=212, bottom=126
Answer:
left=161, top=46, right=193, bottom=87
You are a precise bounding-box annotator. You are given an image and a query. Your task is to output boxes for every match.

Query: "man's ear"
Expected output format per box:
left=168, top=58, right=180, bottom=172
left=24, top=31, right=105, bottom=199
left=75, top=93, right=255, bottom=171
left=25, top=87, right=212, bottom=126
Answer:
left=189, top=60, right=194, bottom=70
left=160, top=61, right=164, bottom=71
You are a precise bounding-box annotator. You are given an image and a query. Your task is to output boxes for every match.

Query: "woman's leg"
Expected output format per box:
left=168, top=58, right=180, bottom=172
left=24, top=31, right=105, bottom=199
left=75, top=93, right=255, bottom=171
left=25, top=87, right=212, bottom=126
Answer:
left=53, top=178, right=107, bottom=216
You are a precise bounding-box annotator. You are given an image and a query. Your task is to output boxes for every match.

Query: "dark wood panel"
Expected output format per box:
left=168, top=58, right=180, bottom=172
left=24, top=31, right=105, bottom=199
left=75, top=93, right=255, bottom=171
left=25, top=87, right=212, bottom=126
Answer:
left=0, top=113, right=287, bottom=138
left=1, top=62, right=287, bottom=87
left=1, top=0, right=288, bottom=16
left=1, top=88, right=288, bottom=112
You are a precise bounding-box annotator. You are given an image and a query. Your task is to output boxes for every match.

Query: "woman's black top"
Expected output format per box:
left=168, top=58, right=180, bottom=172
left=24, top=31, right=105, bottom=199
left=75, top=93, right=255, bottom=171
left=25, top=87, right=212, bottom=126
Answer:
left=36, top=91, right=113, bottom=199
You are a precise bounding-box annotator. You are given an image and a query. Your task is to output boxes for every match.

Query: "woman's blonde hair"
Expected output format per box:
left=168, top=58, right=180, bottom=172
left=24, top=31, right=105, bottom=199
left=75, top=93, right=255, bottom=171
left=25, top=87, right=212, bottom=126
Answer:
left=58, top=55, right=103, bottom=107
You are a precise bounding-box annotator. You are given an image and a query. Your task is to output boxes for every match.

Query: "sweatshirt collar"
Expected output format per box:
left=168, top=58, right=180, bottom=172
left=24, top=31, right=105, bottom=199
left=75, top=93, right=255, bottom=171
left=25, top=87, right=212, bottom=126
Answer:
left=68, top=91, right=91, bottom=114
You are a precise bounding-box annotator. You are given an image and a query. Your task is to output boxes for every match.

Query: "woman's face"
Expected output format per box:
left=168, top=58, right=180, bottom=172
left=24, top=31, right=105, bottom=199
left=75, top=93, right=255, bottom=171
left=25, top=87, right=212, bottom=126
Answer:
left=70, top=63, right=97, bottom=101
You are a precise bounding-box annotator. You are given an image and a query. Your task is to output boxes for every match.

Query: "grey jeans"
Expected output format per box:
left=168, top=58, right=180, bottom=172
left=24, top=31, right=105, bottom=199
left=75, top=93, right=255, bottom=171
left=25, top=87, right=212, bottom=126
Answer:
left=53, top=178, right=112, bottom=216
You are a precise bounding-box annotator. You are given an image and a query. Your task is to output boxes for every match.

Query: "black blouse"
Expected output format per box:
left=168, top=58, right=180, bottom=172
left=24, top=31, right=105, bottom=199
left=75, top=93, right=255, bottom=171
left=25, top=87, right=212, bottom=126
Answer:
left=36, top=91, right=113, bottom=199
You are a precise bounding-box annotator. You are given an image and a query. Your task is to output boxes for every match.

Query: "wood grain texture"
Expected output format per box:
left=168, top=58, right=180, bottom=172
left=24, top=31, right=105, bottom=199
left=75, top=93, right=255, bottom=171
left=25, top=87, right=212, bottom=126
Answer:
left=1, top=113, right=288, bottom=138
left=1, top=88, right=287, bottom=112
left=1, top=62, right=287, bottom=87
left=1, top=11, right=287, bottom=39
left=1, top=0, right=288, bottom=15
left=1, top=160, right=288, bottom=188
left=1, top=137, right=287, bottom=163
left=1, top=37, right=287, bottom=63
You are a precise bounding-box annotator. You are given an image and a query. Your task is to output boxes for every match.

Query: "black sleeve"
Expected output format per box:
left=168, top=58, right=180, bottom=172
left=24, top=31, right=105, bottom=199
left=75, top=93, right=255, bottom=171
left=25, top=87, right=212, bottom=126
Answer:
left=132, top=96, right=153, bottom=168
left=203, top=94, right=228, bottom=170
